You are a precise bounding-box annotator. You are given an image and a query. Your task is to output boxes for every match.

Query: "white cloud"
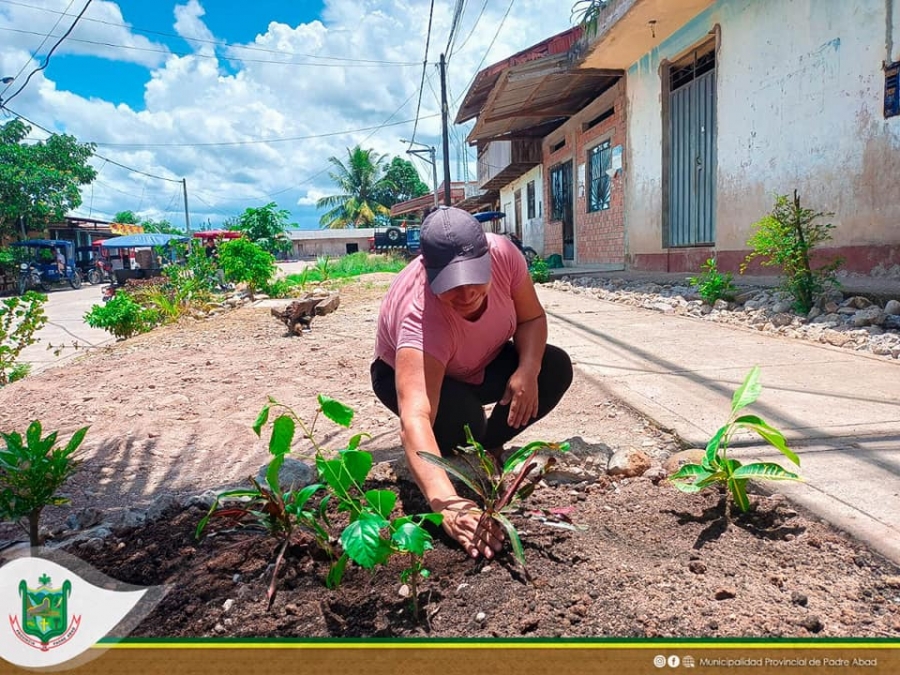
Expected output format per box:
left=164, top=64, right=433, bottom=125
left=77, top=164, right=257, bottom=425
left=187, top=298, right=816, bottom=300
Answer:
left=1, top=0, right=575, bottom=228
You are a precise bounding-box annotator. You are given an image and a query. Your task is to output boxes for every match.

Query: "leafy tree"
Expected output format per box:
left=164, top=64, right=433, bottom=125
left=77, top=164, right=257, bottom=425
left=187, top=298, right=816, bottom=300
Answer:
left=113, top=210, right=183, bottom=235
left=227, top=202, right=292, bottom=255
left=373, top=157, right=430, bottom=208
left=316, top=146, right=392, bottom=229
left=0, top=119, right=97, bottom=238
left=218, top=238, right=276, bottom=299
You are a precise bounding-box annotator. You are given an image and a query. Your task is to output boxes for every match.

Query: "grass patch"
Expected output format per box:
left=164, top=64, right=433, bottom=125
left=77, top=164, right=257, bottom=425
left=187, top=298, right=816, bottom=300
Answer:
left=286, top=252, right=407, bottom=285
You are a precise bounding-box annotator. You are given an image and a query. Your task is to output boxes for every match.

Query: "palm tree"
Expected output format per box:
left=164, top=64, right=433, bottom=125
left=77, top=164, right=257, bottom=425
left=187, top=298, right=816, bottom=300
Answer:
left=316, top=146, right=393, bottom=229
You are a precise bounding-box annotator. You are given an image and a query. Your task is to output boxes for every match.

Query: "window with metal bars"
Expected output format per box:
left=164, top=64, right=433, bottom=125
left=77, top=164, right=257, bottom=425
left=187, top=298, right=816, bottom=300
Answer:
left=587, top=140, right=612, bottom=212
left=550, top=164, right=570, bottom=221
left=670, top=47, right=716, bottom=92
left=526, top=180, right=536, bottom=219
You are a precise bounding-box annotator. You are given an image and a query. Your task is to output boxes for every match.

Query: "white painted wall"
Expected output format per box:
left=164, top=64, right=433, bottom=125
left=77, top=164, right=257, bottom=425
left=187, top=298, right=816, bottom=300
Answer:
left=498, top=165, right=545, bottom=254
left=625, top=0, right=900, bottom=262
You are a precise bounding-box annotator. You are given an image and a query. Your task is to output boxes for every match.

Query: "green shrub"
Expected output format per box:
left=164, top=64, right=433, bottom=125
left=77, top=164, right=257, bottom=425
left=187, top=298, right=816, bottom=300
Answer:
left=0, top=421, right=88, bottom=546
left=529, top=256, right=551, bottom=284
left=1, top=292, right=48, bottom=386
left=84, top=292, right=161, bottom=340
left=689, top=258, right=737, bottom=305
left=743, top=191, right=842, bottom=314
left=218, top=238, right=276, bottom=299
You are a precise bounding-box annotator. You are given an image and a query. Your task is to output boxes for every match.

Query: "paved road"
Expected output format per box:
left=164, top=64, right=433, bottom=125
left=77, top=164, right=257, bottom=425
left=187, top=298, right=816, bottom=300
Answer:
left=17, top=283, right=115, bottom=375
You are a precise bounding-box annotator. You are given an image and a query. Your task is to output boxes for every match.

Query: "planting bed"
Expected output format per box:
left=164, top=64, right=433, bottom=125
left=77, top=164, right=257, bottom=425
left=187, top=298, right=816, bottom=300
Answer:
left=0, top=276, right=898, bottom=638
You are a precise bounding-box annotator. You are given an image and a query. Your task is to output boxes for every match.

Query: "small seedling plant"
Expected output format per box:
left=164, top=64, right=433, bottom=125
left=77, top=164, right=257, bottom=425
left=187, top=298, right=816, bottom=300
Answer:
left=418, top=428, right=573, bottom=568
left=198, top=394, right=442, bottom=617
left=669, top=366, right=801, bottom=515
left=0, top=421, right=88, bottom=546
left=689, top=257, right=737, bottom=305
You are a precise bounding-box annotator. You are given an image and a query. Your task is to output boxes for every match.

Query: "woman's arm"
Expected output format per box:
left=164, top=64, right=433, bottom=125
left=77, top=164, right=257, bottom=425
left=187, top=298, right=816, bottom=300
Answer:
left=501, top=278, right=548, bottom=428
left=395, top=346, right=503, bottom=559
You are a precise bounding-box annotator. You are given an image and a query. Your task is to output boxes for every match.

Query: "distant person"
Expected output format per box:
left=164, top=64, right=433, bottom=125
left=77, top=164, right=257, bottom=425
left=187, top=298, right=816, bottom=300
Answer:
left=371, top=206, right=573, bottom=560
left=55, top=248, right=66, bottom=274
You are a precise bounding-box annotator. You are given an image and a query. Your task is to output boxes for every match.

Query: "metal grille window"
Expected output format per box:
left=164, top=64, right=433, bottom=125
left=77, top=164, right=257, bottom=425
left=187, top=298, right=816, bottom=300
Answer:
left=550, top=164, right=570, bottom=221
left=526, top=181, right=536, bottom=219
left=587, top=140, right=612, bottom=212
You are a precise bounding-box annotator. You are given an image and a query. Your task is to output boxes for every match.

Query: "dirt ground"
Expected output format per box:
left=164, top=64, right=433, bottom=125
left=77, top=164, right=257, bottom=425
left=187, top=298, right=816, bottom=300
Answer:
left=1, top=276, right=899, bottom=638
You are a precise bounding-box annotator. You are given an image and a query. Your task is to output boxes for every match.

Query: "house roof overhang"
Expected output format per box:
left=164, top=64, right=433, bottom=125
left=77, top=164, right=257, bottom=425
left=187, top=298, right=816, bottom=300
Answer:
left=576, top=0, right=717, bottom=70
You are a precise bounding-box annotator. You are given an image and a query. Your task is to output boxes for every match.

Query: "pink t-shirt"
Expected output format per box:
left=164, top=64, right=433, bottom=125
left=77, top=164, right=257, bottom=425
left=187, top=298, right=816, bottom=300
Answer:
left=374, top=233, right=529, bottom=385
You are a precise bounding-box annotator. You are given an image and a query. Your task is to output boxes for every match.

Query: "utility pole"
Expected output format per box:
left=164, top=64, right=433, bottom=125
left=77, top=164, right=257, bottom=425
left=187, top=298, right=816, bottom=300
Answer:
left=182, top=178, right=191, bottom=233
left=402, top=139, right=439, bottom=210
left=439, top=53, right=452, bottom=206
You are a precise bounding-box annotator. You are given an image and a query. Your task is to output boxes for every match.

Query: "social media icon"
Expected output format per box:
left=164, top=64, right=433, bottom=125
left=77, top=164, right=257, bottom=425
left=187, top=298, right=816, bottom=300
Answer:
left=683, top=655, right=696, bottom=668
left=653, top=654, right=667, bottom=668
left=668, top=655, right=681, bottom=668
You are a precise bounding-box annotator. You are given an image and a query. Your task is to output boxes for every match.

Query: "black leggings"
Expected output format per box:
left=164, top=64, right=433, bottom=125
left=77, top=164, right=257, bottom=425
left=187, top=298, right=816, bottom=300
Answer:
left=370, top=343, right=573, bottom=455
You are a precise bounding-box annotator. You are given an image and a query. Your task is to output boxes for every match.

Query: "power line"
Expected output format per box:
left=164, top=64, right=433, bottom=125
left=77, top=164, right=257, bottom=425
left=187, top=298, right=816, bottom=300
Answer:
left=452, top=0, right=516, bottom=111
left=445, top=0, right=467, bottom=58
left=2, top=0, right=94, bottom=107
left=0, top=0, right=76, bottom=101
left=3, top=105, right=183, bottom=184
left=92, top=112, right=438, bottom=148
left=451, top=0, right=490, bottom=57
left=408, top=0, right=436, bottom=147
left=0, top=27, right=420, bottom=68
left=0, top=0, right=420, bottom=66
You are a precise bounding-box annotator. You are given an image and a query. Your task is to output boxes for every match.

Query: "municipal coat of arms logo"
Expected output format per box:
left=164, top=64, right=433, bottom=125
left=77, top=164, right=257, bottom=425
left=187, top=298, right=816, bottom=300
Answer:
left=9, top=573, right=81, bottom=652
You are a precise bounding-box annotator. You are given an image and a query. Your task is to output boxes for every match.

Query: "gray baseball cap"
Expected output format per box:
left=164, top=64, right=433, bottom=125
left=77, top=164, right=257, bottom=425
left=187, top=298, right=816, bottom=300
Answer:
left=420, top=206, right=492, bottom=294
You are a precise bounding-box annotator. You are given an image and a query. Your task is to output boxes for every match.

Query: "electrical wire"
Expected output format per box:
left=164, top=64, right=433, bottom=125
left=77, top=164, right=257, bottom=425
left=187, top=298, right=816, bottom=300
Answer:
left=0, top=0, right=419, bottom=66
left=3, top=105, right=183, bottom=183
left=1, top=0, right=94, bottom=107
left=93, top=113, right=438, bottom=148
left=450, top=0, right=490, bottom=57
left=408, top=0, right=436, bottom=147
left=0, top=0, right=76, bottom=101
left=445, top=0, right=467, bottom=58
left=452, top=0, right=516, bottom=110
left=0, top=27, right=419, bottom=68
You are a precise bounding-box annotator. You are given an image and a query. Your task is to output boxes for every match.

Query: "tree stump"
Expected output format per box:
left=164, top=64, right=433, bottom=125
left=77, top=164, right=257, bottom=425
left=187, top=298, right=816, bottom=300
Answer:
left=271, top=291, right=341, bottom=335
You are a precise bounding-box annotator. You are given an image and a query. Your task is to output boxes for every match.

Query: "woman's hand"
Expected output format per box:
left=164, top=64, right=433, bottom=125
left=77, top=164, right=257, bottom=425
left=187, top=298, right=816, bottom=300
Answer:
left=500, top=366, right=539, bottom=428
left=431, top=495, right=504, bottom=559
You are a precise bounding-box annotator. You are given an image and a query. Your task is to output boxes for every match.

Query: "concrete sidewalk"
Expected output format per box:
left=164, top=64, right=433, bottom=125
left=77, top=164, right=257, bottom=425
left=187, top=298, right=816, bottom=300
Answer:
left=538, top=285, right=900, bottom=567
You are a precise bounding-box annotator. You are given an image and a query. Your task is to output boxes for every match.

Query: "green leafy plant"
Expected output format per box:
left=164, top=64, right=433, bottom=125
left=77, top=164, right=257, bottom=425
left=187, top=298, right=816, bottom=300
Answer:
left=418, top=429, right=573, bottom=568
left=668, top=366, right=802, bottom=515
left=218, top=238, right=276, bottom=299
left=1, top=292, right=48, bottom=386
left=315, top=255, right=331, bottom=282
left=162, top=241, right=219, bottom=303
left=689, top=257, right=737, bottom=305
left=529, top=256, right=551, bottom=284
left=0, top=421, right=88, bottom=546
left=84, top=292, right=161, bottom=340
left=742, top=190, right=843, bottom=314
left=571, top=0, right=610, bottom=38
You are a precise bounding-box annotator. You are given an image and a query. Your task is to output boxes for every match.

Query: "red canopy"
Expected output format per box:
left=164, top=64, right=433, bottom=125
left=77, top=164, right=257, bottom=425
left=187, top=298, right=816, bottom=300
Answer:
left=192, top=230, right=242, bottom=240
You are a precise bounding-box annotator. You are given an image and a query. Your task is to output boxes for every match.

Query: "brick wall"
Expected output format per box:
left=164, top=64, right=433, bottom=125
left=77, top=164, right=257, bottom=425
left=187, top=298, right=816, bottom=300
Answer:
left=542, top=81, right=626, bottom=265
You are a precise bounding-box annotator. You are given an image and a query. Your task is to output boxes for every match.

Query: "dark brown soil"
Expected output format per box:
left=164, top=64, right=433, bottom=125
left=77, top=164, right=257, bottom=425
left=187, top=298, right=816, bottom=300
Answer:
left=64, top=476, right=900, bottom=639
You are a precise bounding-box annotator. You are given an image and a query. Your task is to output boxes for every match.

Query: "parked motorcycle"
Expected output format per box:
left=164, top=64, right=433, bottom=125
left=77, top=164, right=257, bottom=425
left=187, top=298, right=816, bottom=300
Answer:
left=17, top=262, right=51, bottom=295
left=87, top=260, right=113, bottom=285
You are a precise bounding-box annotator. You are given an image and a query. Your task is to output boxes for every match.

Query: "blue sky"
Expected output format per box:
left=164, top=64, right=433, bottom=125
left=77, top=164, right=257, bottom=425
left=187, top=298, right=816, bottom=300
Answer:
left=0, top=1, right=573, bottom=229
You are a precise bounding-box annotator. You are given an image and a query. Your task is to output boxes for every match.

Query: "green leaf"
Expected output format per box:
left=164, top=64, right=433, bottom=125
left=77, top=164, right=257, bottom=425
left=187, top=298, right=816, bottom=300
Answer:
left=341, top=512, right=391, bottom=568
left=268, top=415, right=295, bottom=456
left=727, top=476, right=751, bottom=512
left=391, top=521, right=434, bottom=556
left=341, top=450, right=373, bottom=486
left=265, top=454, right=285, bottom=493
left=669, top=464, right=719, bottom=493
left=731, top=366, right=762, bottom=412
left=732, top=462, right=802, bottom=482
left=733, top=415, right=800, bottom=466
left=25, top=421, right=42, bottom=453
left=668, top=463, right=712, bottom=480
left=252, top=405, right=270, bottom=437
left=416, top=451, right=485, bottom=499
left=318, top=394, right=354, bottom=427
left=326, top=553, right=349, bottom=589
left=346, top=433, right=371, bottom=451
left=704, top=425, right=729, bottom=468
left=493, top=512, right=525, bottom=566
left=503, top=442, right=547, bottom=473
left=365, top=489, right=397, bottom=521
left=293, top=483, right=324, bottom=509
left=317, top=456, right=353, bottom=501
left=63, top=427, right=88, bottom=456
